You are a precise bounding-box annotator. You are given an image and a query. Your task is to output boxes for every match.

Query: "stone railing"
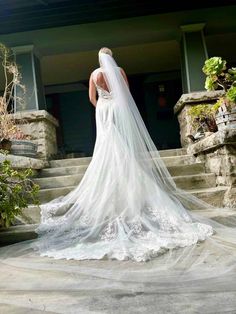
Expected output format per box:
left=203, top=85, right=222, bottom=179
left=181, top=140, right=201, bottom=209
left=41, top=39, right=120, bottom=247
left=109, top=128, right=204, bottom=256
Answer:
left=187, top=127, right=236, bottom=208
left=174, top=91, right=235, bottom=208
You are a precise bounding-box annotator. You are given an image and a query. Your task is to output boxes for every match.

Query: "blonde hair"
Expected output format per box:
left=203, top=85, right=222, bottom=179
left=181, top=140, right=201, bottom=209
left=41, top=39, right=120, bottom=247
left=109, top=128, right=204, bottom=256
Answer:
left=98, top=47, right=113, bottom=57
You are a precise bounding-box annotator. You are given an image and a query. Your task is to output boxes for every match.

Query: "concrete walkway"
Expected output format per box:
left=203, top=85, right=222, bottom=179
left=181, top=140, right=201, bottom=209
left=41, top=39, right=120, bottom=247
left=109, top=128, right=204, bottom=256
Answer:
left=0, top=252, right=236, bottom=314
left=1, top=208, right=236, bottom=313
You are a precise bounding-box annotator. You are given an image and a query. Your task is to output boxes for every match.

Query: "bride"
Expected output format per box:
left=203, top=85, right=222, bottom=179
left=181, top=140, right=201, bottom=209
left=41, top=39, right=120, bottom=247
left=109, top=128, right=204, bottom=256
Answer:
left=1, top=48, right=236, bottom=281
left=32, top=47, right=216, bottom=262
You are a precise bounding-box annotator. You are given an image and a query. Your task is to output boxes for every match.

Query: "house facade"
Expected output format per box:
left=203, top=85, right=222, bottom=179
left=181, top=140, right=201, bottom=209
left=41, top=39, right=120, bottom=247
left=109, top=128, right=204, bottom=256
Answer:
left=0, top=1, right=236, bottom=159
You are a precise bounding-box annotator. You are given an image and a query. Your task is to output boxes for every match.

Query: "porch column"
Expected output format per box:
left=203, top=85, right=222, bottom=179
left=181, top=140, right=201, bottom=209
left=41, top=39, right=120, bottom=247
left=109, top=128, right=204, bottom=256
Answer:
left=180, top=23, right=208, bottom=93
left=12, top=45, right=46, bottom=112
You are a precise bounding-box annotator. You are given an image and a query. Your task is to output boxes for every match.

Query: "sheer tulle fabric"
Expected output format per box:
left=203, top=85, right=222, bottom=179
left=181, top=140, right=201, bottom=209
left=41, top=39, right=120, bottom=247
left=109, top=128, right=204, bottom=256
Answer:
left=1, top=53, right=236, bottom=287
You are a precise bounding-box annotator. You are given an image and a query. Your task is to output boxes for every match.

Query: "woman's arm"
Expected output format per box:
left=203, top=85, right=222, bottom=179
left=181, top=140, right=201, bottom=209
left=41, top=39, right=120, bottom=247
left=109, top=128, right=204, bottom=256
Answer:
left=89, top=73, right=97, bottom=107
left=120, top=67, right=129, bottom=88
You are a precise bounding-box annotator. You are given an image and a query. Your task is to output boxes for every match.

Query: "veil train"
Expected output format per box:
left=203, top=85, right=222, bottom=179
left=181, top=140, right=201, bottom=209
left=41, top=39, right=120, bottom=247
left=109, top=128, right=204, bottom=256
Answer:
left=1, top=53, right=236, bottom=291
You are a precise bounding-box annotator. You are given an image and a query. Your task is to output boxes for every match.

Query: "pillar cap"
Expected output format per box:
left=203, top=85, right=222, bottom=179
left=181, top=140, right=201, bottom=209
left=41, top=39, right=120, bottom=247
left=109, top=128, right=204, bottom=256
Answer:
left=180, top=23, right=206, bottom=33
left=11, top=45, right=41, bottom=59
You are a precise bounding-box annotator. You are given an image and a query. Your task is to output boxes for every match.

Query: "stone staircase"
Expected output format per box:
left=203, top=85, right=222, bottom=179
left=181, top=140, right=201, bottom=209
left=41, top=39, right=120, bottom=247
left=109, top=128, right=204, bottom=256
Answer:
left=33, top=148, right=227, bottom=207
left=20, top=147, right=229, bottom=224
left=1, top=147, right=233, bottom=245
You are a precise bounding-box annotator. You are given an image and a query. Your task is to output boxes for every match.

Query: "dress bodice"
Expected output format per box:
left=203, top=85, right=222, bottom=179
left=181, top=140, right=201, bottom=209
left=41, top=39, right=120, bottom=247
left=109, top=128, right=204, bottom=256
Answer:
left=95, top=82, right=113, bottom=100
left=92, top=68, right=115, bottom=100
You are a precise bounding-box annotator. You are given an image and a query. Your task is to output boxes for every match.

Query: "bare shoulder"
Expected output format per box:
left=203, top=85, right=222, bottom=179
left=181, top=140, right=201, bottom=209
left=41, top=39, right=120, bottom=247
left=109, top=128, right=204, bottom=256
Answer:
left=91, top=68, right=103, bottom=80
left=93, top=67, right=102, bottom=74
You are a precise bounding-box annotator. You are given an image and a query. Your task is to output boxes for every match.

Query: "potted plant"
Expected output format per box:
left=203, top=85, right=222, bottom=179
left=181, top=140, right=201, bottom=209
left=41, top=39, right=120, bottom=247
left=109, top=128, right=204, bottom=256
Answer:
left=202, top=57, right=236, bottom=129
left=0, top=43, right=38, bottom=157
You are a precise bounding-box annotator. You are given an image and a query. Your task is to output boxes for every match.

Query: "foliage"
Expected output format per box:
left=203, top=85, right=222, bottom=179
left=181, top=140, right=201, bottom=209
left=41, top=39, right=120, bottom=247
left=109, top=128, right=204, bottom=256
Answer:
left=188, top=104, right=213, bottom=121
left=188, top=104, right=218, bottom=132
left=202, top=57, right=226, bottom=76
left=0, top=43, right=29, bottom=142
left=0, top=158, right=40, bottom=228
left=211, top=98, right=224, bottom=114
left=226, top=86, right=236, bottom=103
left=202, top=57, right=236, bottom=106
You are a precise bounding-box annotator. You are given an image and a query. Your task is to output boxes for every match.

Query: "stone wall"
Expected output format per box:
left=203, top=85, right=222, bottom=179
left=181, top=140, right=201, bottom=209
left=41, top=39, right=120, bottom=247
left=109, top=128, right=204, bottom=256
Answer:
left=187, top=127, right=236, bottom=208
left=174, top=91, right=224, bottom=147
left=12, top=110, right=59, bottom=160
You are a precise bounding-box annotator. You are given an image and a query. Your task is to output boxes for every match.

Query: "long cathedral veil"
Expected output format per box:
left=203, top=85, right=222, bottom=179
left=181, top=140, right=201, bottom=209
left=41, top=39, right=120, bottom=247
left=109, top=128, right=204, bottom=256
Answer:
left=1, top=52, right=236, bottom=298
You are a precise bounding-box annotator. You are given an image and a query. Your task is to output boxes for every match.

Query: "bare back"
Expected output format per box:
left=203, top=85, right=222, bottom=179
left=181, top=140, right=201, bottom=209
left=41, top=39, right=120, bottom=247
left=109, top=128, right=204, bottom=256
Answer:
left=94, top=70, right=110, bottom=92
left=89, top=67, right=129, bottom=107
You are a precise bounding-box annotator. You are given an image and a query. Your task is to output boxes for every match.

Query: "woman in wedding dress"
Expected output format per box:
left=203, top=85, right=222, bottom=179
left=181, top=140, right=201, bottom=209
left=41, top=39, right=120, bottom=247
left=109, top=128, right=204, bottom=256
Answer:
left=24, top=46, right=232, bottom=262
left=1, top=48, right=236, bottom=290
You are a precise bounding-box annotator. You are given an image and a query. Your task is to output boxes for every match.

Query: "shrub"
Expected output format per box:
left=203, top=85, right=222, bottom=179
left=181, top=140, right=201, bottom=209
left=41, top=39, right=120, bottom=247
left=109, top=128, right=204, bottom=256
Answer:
left=0, top=158, right=40, bottom=228
left=188, top=104, right=218, bottom=132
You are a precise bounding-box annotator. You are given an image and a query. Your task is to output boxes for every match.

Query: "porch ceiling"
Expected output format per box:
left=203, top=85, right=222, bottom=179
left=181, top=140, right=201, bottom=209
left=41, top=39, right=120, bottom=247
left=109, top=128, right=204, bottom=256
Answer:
left=0, top=0, right=235, bottom=34
left=41, top=41, right=180, bottom=85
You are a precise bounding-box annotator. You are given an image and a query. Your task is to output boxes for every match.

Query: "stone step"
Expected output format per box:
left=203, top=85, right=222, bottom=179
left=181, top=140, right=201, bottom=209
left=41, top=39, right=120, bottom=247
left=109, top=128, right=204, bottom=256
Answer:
left=20, top=205, right=41, bottom=225
left=47, top=149, right=187, bottom=169
left=190, top=186, right=228, bottom=208
left=34, top=173, right=216, bottom=190
left=174, top=173, right=216, bottom=190
left=34, top=173, right=85, bottom=189
left=37, top=184, right=225, bottom=206
left=0, top=224, right=38, bottom=246
left=50, top=156, right=92, bottom=168
left=39, top=162, right=206, bottom=178
left=4, top=208, right=236, bottom=245
left=193, top=208, right=236, bottom=219
left=49, top=154, right=194, bottom=168
left=157, top=148, right=187, bottom=157
left=38, top=186, right=74, bottom=203
left=169, top=163, right=206, bottom=176
left=21, top=193, right=231, bottom=224
left=39, top=164, right=88, bottom=177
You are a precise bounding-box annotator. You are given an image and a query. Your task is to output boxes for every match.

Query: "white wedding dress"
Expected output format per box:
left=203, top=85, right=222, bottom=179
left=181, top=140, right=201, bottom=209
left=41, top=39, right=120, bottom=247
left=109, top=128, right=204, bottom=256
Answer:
left=33, top=54, right=215, bottom=262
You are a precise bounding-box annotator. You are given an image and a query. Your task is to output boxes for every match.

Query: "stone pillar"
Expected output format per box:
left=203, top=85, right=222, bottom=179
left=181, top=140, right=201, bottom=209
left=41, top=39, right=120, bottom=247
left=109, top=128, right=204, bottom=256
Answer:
left=180, top=23, right=208, bottom=93
left=12, top=110, right=58, bottom=160
left=12, top=45, right=46, bottom=112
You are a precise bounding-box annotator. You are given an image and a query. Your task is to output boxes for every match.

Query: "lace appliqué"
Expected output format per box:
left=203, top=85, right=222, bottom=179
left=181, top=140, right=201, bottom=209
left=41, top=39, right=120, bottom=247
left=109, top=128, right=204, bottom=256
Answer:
left=101, top=221, right=117, bottom=241
left=146, top=206, right=180, bottom=232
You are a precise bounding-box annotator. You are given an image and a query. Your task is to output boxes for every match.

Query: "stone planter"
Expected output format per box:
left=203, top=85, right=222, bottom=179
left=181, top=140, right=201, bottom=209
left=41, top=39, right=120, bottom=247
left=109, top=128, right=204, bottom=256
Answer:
left=174, top=91, right=224, bottom=147
left=10, top=139, right=38, bottom=158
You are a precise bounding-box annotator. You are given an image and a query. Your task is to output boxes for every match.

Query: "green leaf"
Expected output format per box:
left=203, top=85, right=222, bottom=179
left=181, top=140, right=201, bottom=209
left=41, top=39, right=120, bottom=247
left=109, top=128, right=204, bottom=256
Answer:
left=226, top=86, right=236, bottom=103
left=202, top=57, right=226, bottom=76
left=205, top=77, right=218, bottom=91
